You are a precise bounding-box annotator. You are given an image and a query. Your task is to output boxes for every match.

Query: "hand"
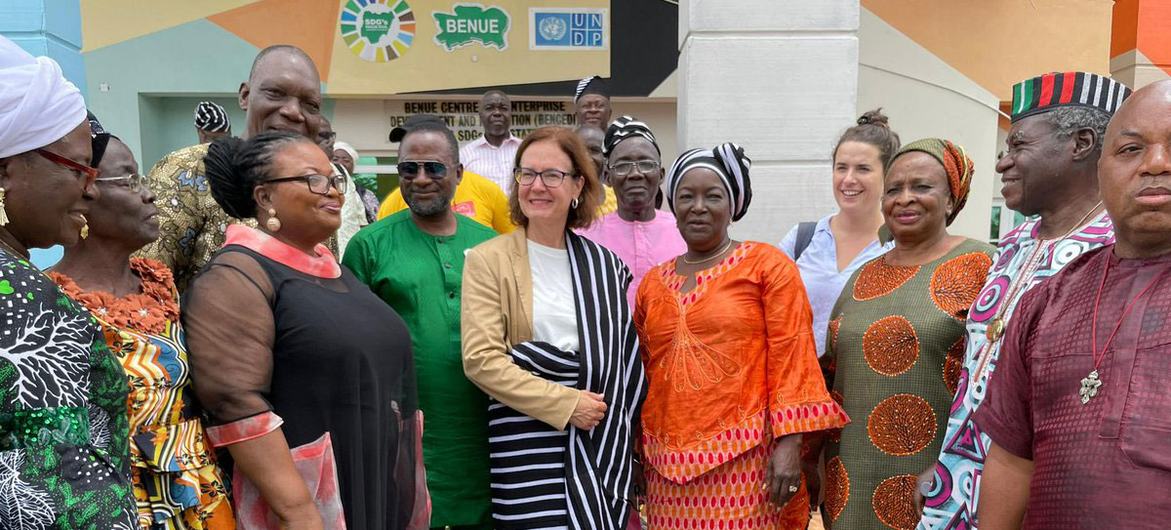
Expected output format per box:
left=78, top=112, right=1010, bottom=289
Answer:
left=765, top=434, right=803, bottom=507
left=913, top=465, right=936, bottom=516
left=569, top=390, right=607, bottom=430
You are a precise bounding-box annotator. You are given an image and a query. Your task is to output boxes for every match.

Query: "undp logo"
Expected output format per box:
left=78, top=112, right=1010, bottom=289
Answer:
left=539, top=16, right=567, bottom=42
left=341, top=0, right=416, bottom=62
left=529, top=9, right=607, bottom=50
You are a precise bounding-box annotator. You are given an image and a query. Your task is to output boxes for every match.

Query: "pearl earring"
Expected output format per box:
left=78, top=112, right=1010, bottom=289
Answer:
left=265, top=208, right=282, bottom=232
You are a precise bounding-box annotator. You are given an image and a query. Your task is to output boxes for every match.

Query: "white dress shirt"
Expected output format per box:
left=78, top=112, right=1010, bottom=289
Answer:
left=459, top=134, right=521, bottom=194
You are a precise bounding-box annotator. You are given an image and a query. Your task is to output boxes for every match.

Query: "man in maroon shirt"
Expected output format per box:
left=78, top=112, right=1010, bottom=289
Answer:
left=976, top=79, right=1171, bottom=529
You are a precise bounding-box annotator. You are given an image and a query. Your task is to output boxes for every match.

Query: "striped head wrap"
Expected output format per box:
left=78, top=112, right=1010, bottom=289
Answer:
left=1011, top=72, right=1132, bottom=123
left=575, top=75, right=609, bottom=102
left=666, top=143, right=752, bottom=222
left=194, top=101, right=231, bottom=132
left=603, top=116, right=659, bottom=157
left=891, top=138, right=973, bottom=226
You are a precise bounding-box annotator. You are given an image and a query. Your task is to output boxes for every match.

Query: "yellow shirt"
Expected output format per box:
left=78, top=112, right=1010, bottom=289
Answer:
left=599, top=185, right=618, bottom=216
left=378, top=170, right=516, bottom=234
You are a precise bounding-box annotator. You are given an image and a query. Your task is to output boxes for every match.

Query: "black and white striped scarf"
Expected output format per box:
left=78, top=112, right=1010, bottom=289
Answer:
left=563, top=232, right=647, bottom=530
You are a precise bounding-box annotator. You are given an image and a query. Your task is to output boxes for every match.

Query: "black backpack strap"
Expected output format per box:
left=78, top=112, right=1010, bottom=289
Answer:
left=793, top=221, right=818, bottom=261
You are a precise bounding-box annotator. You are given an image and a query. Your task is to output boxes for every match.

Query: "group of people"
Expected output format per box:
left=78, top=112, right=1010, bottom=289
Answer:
left=3, top=32, right=1171, bottom=530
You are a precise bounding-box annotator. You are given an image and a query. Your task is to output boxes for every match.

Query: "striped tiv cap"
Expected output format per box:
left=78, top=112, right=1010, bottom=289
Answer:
left=194, top=101, right=231, bottom=132
left=1011, top=72, right=1132, bottom=123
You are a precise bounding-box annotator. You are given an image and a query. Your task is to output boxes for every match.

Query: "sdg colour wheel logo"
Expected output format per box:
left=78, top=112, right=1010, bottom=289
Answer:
left=340, top=0, right=416, bottom=63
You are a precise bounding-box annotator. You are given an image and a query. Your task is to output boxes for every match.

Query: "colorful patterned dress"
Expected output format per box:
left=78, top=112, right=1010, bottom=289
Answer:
left=917, top=213, right=1113, bottom=529
left=0, top=247, right=138, bottom=529
left=636, top=242, right=849, bottom=530
left=823, top=239, right=992, bottom=530
left=50, top=258, right=234, bottom=530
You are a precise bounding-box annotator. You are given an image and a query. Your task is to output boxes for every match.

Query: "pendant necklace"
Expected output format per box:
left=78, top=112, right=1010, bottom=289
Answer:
left=971, top=204, right=1103, bottom=385
left=984, top=202, right=1102, bottom=344
left=1082, top=257, right=1166, bottom=404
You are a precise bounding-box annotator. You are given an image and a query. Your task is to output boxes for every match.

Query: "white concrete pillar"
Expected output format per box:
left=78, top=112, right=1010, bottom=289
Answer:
left=678, top=0, right=860, bottom=243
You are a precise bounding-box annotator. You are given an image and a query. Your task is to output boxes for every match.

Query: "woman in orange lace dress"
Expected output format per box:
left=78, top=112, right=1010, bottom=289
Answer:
left=49, top=132, right=233, bottom=529
left=635, top=144, right=849, bottom=529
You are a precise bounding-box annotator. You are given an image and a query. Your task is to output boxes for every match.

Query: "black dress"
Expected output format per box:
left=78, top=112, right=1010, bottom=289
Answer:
left=184, top=244, right=419, bottom=530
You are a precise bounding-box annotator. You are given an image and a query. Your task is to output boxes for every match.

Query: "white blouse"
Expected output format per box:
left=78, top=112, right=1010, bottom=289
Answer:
left=527, top=240, right=580, bottom=353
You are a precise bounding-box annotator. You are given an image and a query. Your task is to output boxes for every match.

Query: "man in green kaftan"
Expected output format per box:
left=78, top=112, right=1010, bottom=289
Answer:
left=344, top=116, right=497, bottom=529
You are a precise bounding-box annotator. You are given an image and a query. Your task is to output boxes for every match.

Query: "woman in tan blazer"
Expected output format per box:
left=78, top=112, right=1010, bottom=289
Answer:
left=461, top=126, right=646, bottom=530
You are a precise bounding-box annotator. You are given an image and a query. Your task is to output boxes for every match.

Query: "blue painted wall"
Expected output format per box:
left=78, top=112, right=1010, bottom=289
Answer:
left=0, top=0, right=85, bottom=97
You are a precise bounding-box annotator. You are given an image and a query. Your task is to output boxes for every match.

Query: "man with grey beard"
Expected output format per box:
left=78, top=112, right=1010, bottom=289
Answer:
left=342, top=114, right=498, bottom=529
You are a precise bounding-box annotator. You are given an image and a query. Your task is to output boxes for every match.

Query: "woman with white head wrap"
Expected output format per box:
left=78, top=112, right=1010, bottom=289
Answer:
left=634, top=143, right=847, bottom=530
left=332, top=140, right=379, bottom=223
left=0, top=35, right=138, bottom=528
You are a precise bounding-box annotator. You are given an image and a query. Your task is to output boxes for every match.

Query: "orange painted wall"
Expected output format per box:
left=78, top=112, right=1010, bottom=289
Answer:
left=1112, top=0, right=1171, bottom=76
left=864, top=0, right=1113, bottom=101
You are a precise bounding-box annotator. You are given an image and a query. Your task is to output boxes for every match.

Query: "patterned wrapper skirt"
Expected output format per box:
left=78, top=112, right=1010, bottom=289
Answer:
left=645, top=442, right=810, bottom=530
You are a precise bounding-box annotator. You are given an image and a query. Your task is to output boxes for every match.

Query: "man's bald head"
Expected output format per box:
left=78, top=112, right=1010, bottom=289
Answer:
left=239, top=45, right=323, bottom=140
left=1098, top=79, right=1171, bottom=258
left=249, top=45, right=315, bottom=81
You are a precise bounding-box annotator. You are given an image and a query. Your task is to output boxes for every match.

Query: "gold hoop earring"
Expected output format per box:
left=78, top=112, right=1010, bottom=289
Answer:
left=79, top=214, right=89, bottom=239
left=265, top=208, right=282, bottom=232
left=0, top=187, right=8, bottom=226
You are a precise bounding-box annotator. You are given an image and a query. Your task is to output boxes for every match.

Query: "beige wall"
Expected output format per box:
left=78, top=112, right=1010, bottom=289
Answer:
left=857, top=7, right=1000, bottom=242
left=679, top=0, right=860, bottom=244
left=330, top=97, right=677, bottom=163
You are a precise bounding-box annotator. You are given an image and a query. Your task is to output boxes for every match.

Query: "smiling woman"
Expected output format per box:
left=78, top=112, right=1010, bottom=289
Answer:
left=780, top=110, right=898, bottom=361
left=462, top=126, right=646, bottom=529
left=0, top=37, right=139, bottom=529
left=182, top=132, right=426, bottom=529
left=820, top=138, right=994, bottom=530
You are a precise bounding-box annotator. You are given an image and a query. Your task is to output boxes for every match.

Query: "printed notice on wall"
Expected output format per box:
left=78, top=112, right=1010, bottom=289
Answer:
left=391, top=100, right=577, bottom=143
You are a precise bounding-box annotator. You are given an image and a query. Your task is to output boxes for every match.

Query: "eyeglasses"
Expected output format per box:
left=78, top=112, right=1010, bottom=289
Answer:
left=608, top=160, right=660, bottom=177
left=397, top=161, right=449, bottom=180
left=265, top=173, right=348, bottom=195
left=514, top=167, right=575, bottom=188
left=36, top=148, right=100, bottom=181
left=96, top=173, right=145, bottom=193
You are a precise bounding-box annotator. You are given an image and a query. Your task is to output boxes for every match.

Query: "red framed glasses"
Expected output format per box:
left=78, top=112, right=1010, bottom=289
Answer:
left=35, top=148, right=100, bottom=181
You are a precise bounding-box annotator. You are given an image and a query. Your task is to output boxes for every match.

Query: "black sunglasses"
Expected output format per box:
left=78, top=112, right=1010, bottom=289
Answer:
left=397, top=160, right=448, bottom=180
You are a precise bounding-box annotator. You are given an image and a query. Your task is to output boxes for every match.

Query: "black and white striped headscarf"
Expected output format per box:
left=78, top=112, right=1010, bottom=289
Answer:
left=666, top=143, right=753, bottom=222
left=193, top=101, right=230, bottom=132
left=603, top=116, right=659, bottom=158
